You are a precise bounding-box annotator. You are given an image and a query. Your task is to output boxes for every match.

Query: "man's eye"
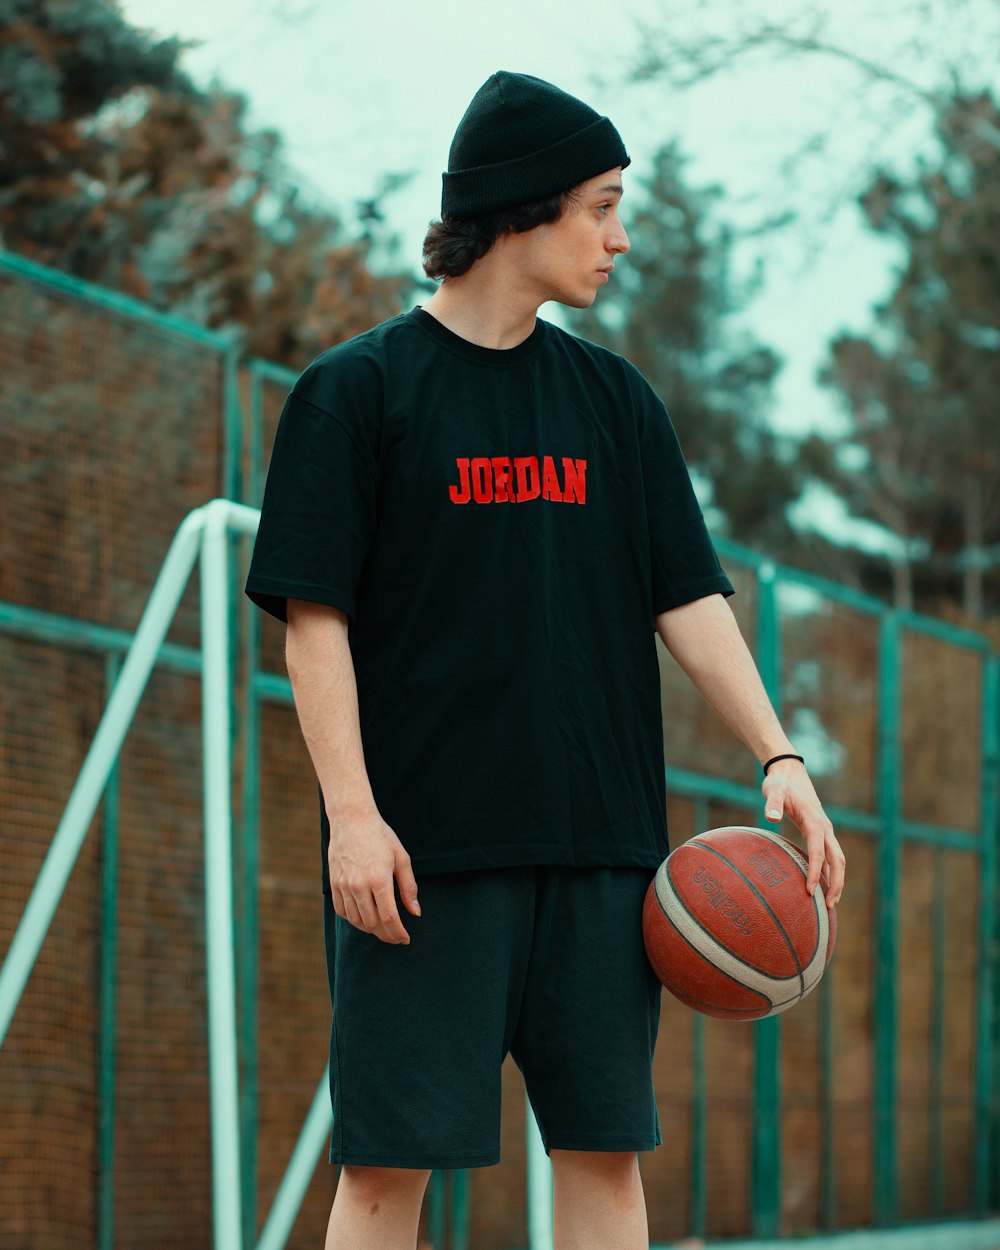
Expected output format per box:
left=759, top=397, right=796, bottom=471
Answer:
left=597, top=203, right=610, bottom=215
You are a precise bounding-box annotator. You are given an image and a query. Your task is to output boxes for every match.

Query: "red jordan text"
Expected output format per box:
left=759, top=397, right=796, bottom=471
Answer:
left=447, top=455, right=587, bottom=505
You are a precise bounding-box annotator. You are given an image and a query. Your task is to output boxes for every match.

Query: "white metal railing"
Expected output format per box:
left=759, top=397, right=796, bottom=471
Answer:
left=0, top=498, right=553, bottom=1250
left=0, top=500, right=259, bottom=1250
left=527, top=1108, right=554, bottom=1250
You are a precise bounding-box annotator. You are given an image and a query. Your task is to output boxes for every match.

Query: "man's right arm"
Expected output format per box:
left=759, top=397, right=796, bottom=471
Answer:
left=285, top=598, right=420, bottom=945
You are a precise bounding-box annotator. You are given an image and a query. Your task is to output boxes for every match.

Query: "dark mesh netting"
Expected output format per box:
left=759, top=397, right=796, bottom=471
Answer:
left=0, top=264, right=228, bottom=1247
left=0, top=268, right=226, bottom=649
left=0, top=636, right=104, bottom=1246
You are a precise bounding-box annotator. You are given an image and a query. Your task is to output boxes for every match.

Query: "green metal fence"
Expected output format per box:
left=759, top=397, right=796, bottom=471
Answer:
left=651, top=559, right=999, bottom=1239
left=1, top=249, right=998, bottom=1248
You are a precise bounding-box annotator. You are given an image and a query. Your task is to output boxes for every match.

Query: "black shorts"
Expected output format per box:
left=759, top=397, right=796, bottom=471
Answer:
left=322, top=864, right=662, bottom=1169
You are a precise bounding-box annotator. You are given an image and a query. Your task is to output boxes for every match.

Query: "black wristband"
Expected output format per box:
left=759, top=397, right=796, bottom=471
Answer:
left=763, top=753, right=805, bottom=775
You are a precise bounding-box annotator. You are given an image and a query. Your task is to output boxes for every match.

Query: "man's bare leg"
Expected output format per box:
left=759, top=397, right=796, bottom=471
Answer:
left=551, top=1150, right=648, bottom=1250
left=324, top=1165, right=431, bottom=1250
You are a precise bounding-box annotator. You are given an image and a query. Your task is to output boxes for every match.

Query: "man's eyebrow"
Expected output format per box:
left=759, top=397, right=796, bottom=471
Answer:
left=595, top=183, right=624, bottom=196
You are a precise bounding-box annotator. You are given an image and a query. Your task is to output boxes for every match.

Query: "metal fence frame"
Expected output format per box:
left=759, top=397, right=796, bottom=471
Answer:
left=0, top=501, right=259, bottom=1249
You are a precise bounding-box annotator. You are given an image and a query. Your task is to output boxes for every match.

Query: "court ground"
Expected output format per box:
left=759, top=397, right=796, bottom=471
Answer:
left=646, top=1223, right=1000, bottom=1250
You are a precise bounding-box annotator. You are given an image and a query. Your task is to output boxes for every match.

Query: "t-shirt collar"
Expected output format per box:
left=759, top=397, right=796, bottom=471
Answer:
left=406, top=306, right=546, bottom=367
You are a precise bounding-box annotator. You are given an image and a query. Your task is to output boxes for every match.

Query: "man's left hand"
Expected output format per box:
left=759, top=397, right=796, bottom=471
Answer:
left=762, top=760, right=845, bottom=908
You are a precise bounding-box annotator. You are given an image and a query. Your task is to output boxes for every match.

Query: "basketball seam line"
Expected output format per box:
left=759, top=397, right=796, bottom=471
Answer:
left=651, top=879, right=794, bottom=1004
left=689, top=840, right=809, bottom=997
left=740, top=826, right=827, bottom=968
left=656, top=967, right=774, bottom=1017
left=666, top=849, right=806, bottom=988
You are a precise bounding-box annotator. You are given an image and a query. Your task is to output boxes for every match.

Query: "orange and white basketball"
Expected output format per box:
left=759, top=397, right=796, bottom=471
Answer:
left=642, top=826, right=837, bottom=1020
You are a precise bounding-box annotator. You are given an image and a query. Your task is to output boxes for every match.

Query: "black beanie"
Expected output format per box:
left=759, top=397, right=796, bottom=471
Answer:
left=441, top=71, right=630, bottom=220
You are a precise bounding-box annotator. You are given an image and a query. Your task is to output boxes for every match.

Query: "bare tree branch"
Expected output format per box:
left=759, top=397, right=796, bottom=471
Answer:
left=763, top=27, right=1000, bottom=150
left=630, top=2, right=1000, bottom=169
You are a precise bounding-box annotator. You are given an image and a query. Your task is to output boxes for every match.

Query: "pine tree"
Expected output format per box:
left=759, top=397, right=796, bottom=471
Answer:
left=567, top=141, right=805, bottom=557
left=0, top=0, right=413, bottom=366
left=817, top=92, right=1000, bottom=617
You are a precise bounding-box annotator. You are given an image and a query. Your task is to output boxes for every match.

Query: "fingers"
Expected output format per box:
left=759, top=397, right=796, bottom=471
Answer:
left=365, top=846, right=421, bottom=946
left=395, top=847, right=421, bottom=918
left=331, top=862, right=419, bottom=946
left=824, top=837, right=847, bottom=909
left=805, top=837, right=825, bottom=899
left=332, top=886, right=363, bottom=930
left=372, top=882, right=411, bottom=945
left=337, top=874, right=408, bottom=945
left=805, top=822, right=845, bottom=909
left=762, top=774, right=785, bottom=826
left=326, top=818, right=420, bottom=945
left=762, top=772, right=845, bottom=909
left=334, top=882, right=409, bottom=945
left=351, top=883, right=382, bottom=935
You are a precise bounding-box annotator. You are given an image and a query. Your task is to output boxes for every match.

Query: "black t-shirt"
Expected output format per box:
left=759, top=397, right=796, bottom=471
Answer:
left=246, top=307, right=734, bottom=873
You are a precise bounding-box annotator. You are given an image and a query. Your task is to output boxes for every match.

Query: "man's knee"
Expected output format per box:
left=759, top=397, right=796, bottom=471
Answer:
left=338, top=1164, right=432, bottom=1204
left=551, top=1149, right=639, bottom=1172
left=551, top=1150, right=641, bottom=1193
left=327, top=1165, right=432, bottom=1248
left=550, top=1151, right=648, bottom=1250
left=337, top=1165, right=432, bottom=1195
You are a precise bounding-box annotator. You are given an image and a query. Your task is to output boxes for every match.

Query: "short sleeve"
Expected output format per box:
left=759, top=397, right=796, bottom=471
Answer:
left=245, top=348, right=382, bottom=624
left=634, top=373, right=735, bottom=615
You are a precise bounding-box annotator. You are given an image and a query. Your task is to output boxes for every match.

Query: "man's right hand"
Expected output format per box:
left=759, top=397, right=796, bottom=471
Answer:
left=327, top=806, right=421, bottom=945
left=284, top=600, right=421, bottom=946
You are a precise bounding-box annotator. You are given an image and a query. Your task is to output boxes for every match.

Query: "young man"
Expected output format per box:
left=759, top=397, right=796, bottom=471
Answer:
left=246, top=71, right=845, bottom=1250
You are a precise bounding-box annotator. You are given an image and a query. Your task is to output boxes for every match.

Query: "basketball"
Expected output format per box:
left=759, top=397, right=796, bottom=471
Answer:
left=642, top=825, right=837, bottom=1020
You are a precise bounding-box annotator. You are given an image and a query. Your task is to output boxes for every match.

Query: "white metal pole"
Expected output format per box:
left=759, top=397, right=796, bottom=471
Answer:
left=200, top=500, right=245, bottom=1250
left=255, top=1071, right=333, bottom=1250
left=207, top=498, right=264, bottom=542
left=0, top=506, right=206, bottom=1048
left=527, top=1098, right=554, bottom=1250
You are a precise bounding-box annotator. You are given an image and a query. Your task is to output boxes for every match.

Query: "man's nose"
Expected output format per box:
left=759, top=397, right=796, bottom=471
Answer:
left=608, top=223, right=630, bottom=255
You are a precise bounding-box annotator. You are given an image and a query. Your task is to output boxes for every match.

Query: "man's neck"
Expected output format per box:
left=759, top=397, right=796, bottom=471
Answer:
left=421, top=252, right=542, bottom=350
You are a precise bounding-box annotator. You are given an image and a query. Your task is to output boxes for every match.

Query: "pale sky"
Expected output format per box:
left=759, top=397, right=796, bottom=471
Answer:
left=118, top=0, right=999, bottom=547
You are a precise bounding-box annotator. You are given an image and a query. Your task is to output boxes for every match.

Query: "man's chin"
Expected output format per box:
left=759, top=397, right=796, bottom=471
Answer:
left=554, top=290, right=598, bottom=310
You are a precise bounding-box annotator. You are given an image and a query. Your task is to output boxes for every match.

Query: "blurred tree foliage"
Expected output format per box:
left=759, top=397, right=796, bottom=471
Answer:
left=623, top=1, right=1000, bottom=618
left=567, top=142, right=827, bottom=562
left=0, top=0, right=413, bottom=367
left=815, top=91, right=1000, bottom=618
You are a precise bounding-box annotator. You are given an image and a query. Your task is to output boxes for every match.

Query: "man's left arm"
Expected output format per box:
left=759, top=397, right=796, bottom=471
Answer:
left=655, top=592, right=846, bottom=908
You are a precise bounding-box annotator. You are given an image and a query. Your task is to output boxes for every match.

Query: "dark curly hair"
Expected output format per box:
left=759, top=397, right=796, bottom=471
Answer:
left=422, top=190, right=577, bottom=280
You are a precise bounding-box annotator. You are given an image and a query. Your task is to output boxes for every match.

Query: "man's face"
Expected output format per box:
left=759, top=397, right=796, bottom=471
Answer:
left=512, top=167, right=630, bottom=308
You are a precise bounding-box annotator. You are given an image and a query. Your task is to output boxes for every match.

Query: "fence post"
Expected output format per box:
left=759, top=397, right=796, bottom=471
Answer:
left=97, top=653, right=122, bottom=1250
left=201, top=501, right=244, bottom=1250
left=752, top=562, right=782, bottom=1238
left=689, top=793, right=710, bottom=1240
left=977, top=654, right=999, bottom=1212
left=240, top=575, right=262, bottom=1247
left=873, top=615, right=901, bottom=1225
